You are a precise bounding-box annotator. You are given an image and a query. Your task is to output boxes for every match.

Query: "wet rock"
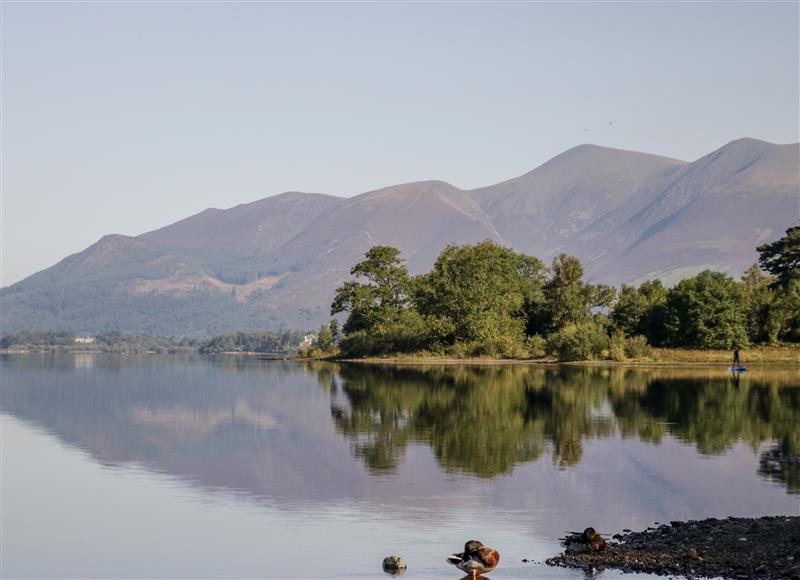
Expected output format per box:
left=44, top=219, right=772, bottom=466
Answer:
left=382, top=555, right=407, bottom=575
left=545, top=515, right=799, bottom=580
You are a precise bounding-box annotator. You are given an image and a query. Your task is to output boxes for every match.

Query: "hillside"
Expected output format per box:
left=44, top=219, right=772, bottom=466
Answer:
left=2, top=138, right=797, bottom=335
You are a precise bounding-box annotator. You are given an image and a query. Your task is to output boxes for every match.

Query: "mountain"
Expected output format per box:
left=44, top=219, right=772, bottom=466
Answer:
left=565, top=138, right=799, bottom=284
left=471, top=144, right=685, bottom=258
left=141, top=191, right=344, bottom=257
left=2, top=138, right=797, bottom=335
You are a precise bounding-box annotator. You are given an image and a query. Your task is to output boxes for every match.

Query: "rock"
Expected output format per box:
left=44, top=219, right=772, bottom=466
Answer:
left=382, top=555, right=407, bottom=575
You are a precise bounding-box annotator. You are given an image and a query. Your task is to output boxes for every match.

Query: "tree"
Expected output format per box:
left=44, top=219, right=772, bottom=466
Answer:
left=664, top=270, right=748, bottom=348
left=611, top=280, right=668, bottom=345
left=757, top=226, right=800, bottom=289
left=329, top=319, right=341, bottom=345
left=415, top=241, right=545, bottom=350
left=534, top=254, right=595, bottom=334
left=317, top=323, right=334, bottom=351
left=741, top=265, right=776, bottom=344
left=771, top=279, right=800, bottom=343
left=331, top=246, right=413, bottom=334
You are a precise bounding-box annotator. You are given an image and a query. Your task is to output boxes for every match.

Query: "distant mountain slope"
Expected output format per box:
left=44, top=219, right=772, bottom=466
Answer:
left=1, top=235, right=288, bottom=335
left=2, top=138, right=797, bottom=335
left=565, top=138, right=800, bottom=283
left=247, top=181, right=506, bottom=327
left=141, top=191, right=344, bottom=256
left=470, top=144, right=686, bottom=257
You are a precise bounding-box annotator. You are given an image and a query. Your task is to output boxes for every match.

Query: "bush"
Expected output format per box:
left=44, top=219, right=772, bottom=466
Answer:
left=624, top=335, right=652, bottom=359
left=525, top=334, right=547, bottom=358
left=546, top=321, right=609, bottom=361
left=608, top=331, right=627, bottom=361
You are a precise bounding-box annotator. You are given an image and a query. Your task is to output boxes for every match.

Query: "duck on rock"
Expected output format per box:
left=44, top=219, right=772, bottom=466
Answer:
left=562, top=527, right=607, bottom=554
left=446, top=540, right=500, bottom=578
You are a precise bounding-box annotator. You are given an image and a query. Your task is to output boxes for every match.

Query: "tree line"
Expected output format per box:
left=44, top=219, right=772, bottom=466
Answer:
left=323, top=227, right=799, bottom=360
left=1, top=330, right=305, bottom=355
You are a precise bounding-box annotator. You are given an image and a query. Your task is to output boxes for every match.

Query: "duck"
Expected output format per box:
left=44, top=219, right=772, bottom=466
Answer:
left=447, top=540, right=500, bottom=578
left=561, top=527, right=607, bottom=554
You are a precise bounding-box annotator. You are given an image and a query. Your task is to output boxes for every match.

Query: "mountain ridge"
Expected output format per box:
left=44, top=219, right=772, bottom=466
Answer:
left=3, top=138, right=797, bottom=335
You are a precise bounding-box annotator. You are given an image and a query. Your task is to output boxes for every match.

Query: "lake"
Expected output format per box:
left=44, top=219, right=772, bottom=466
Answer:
left=2, top=354, right=798, bottom=579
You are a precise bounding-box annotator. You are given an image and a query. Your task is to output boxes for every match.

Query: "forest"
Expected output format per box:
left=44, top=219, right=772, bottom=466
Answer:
left=315, top=226, right=799, bottom=361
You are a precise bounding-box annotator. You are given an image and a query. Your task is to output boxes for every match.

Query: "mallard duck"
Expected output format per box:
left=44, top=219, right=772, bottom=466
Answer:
left=562, top=527, right=607, bottom=553
left=447, top=540, right=500, bottom=578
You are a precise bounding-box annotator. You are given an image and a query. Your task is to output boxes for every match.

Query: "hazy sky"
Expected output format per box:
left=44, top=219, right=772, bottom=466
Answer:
left=2, top=2, right=798, bottom=286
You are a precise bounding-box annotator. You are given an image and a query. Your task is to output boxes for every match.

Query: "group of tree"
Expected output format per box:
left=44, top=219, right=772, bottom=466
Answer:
left=326, top=227, right=799, bottom=360
left=199, top=331, right=305, bottom=354
left=1, top=330, right=306, bottom=355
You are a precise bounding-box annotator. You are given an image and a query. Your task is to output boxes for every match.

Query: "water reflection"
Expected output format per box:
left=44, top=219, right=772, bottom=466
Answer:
left=4, top=355, right=798, bottom=579
left=325, top=364, right=800, bottom=488
left=2, top=355, right=798, bottom=496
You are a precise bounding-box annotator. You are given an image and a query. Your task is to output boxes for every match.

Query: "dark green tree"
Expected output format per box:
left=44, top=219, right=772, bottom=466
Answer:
left=415, top=240, right=545, bottom=352
left=329, top=319, right=341, bottom=345
left=757, top=226, right=800, bottom=289
left=611, top=280, right=668, bottom=345
left=331, top=246, right=413, bottom=334
left=772, top=279, right=800, bottom=343
left=664, top=270, right=748, bottom=348
left=535, top=254, right=595, bottom=334
left=741, top=265, right=776, bottom=344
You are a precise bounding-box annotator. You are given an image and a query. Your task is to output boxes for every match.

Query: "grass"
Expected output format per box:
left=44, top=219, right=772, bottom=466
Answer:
left=647, top=345, right=800, bottom=364
left=332, top=345, right=800, bottom=365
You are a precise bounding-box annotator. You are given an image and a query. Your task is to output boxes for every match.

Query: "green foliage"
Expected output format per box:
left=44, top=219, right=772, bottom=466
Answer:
left=611, top=280, right=668, bottom=345
left=331, top=246, right=414, bottom=334
left=757, top=226, right=800, bottom=289
left=198, top=331, right=303, bottom=354
left=330, top=235, right=799, bottom=360
left=0, top=330, right=203, bottom=353
left=546, top=320, right=609, bottom=361
left=329, top=319, right=341, bottom=344
left=772, top=279, right=800, bottom=343
left=416, top=240, right=545, bottom=346
left=624, top=335, right=652, bottom=359
left=536, top=254, right=594, bottom=333
left=338, top=308, right=433, bottom=357
left=525, top=334, right=547, bottom=358
left=317, top=323, right=334, bottom=351
left=0, top=331, right=76, bottom=348
left=664, top=270, right=748, bottom=349
left=741, top=265, right=777, bottom=344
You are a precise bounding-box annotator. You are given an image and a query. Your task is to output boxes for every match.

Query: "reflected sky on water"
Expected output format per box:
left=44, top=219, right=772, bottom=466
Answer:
left=2, top=354, right=798, bottom=578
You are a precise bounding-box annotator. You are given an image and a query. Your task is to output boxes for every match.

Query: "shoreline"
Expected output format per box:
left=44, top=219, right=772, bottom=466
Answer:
left=3, top=346, right=799, bottom=366
left=545, top=516, right=800, bottom=579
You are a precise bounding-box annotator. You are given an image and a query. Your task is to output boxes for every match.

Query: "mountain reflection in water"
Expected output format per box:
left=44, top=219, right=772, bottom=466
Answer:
left=2, top=355, right=798, bottom=498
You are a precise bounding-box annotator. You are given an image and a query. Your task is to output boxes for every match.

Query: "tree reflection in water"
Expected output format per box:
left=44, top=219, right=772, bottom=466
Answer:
left=324, top=364, right=800, bottom=489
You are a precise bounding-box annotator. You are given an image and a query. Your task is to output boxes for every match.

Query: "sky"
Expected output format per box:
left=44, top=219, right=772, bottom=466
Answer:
left=2, top=1, right=798, bottom=286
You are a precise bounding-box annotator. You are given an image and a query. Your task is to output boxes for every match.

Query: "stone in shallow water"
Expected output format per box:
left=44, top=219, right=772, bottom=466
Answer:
left=382, top=555, right=407, bottom=575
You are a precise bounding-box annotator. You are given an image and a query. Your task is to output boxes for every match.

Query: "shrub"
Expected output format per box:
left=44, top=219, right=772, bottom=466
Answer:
left=525, top=334, right=547, bottom=358
left=608, top=331, right=627, bottom=362
left=624, top=335, right=652, bottom=359
left=546, top=321, right=609, bottom=361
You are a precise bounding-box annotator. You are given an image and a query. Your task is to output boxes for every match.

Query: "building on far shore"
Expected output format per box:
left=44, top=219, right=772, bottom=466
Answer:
left=74, top=336, right=96, bottom=344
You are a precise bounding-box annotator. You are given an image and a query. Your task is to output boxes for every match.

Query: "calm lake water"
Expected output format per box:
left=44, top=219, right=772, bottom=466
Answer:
left=2, top=354, right=798, bottom=579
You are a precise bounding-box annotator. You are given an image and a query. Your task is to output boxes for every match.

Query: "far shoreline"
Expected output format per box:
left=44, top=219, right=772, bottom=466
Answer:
left=3, top=345, right=799, bottom=366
